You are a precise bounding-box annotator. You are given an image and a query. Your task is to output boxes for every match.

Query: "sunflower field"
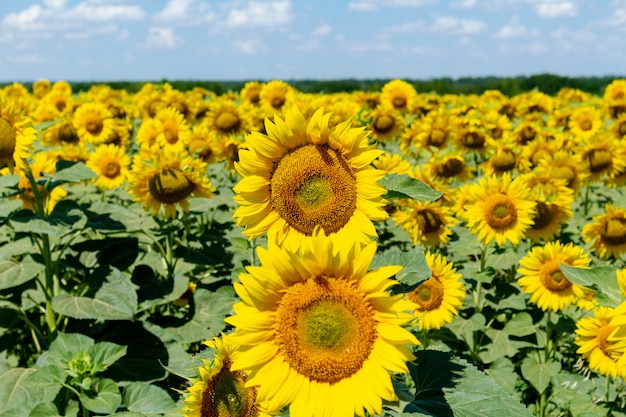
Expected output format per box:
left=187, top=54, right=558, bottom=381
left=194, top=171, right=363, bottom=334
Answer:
left=1, top=78, right=626, bottom=417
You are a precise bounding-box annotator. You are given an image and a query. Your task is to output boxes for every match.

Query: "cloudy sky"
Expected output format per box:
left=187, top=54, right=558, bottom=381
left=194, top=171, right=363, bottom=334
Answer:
left=0, top=0, right=625, bottom=82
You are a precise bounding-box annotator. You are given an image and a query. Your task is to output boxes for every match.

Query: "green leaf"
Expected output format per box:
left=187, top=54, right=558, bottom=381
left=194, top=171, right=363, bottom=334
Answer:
left=79, top=378, right=121, bottom=414
left=0, top=368, right=36, bottom=414
left=559, top=264, right=621, bottom=308
left=407, top=350, right=534, bottom=417
left=503, top=312, right=535, bottom=337
left=380, top=173, right=443, bottom=202
left=122, top=382, right=177, bottom=413
left=9, top=210, right=61, bottom=236
left=52, top=268, right=137, bottom=320
left=485, top=358, right=519, bottom=395
left=29, top=401, right=61, bottom=417
left=0, top=174, right=20, bottom=197
left=47, top=333, right=95, bottom=368
left=47, top=160, right=97, bottom=183
left=370, top=246, right=431, bottom=288
left=22, top=365, right=65, bottom=407
left=447, top=313, right=486, bottom=345
left=0, top=255, right=44, bottom=291
left=89, top=342, right=127, bottom=374
left=520, top=355, right=561, bottom=394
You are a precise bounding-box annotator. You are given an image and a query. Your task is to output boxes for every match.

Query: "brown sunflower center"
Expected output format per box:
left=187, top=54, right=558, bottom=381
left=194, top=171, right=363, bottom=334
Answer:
left=409, top=278, right=444, bottom=311
left=216, top=112, right=241, bottom=133
left=530, top=201, right=554, bottom=230
left=578, top=118, right=593, bottom=131
left=200, top=359, right=258, bottom=417
left=427, top=129, right=446, bottom=147
left=520, top=126, right=536, bottom=144
left=270, top=144, right=357, bottom=235
left=539, top=260, right=572, bottom=292
left=0, top=117, right=16, bottom=159
left=270, top=94, right=286, bottom=109
left=601, top=217, right=626, bottom=246
left=484, top=194, right=518, bottom=229
left=58, top=122, right=79, bottom=144
left=148, top=169, right=195, bottom=204
left=416, top=209, right=442, bottom=234
left=462, top=131, right=485, bottom=149
left=587, top=149, right=612, bottom=173
left=85, top=116, right=104, bottom=135
left=436, top=158, right=464, bottom=178
left=99, top=159, right=121, bottom=179
left=163, top=120, right=180, bottom=144
left=374, top=115, right=395, bottom=133
left=189, top=138, right=213, bottom=161
left=490, top=149, right=517, bottom=173
left=392, top=96, right=407, bottom=109
left=275, top=276, right=377, bottom=384
left=618, top=121, right=626, bottom=137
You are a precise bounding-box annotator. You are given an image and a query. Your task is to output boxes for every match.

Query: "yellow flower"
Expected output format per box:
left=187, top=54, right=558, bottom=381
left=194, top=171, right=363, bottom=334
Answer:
left=240, top=81, right=264, bottom=107
left=233, top=106, right=388, bottom=248
left=204, top=99, right=252, bottom=139
left=568, top=105, right=604, bottom=139
left=518, top=242, right=591, bottom=312
left=225, top=233, right=419, bottom=417
left=154, top=106, right=191, bottom=152
left=364, top=105, right=405, bottom=142
left=393, top=201, right=458, bottom=248
left=461, top=173, right=536, bottom=246
left=259, top=80, right=294, bottom=118
left=576, top=306, right=626, bottom=378
left=73, top=102, right=114, bottom=144
left=0, top=98, right=37, bottom=172
left=407, top=252, right=465, bottom=330
left=583, top=204, right=626, bottom=260
left=86, top=144, right=130, bottom=190
left=17, top=152, right=67, bottom=215
left=181, top=335, right=270, bottom=417
left=380, top=79, right=417, bottom=113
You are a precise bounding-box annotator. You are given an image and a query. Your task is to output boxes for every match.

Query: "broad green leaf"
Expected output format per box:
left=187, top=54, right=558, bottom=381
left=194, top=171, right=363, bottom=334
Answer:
left=559, top=264, right=621, bottom=308
left=52, top=268, right=137, bottom=320
left=485, top=358, right=518, bottom=395
left=47, top=333, right=95, bottom=368
left=47, top=161, right=97, bottom=183
left=520, top=355, right=561, bottom=394
left=0, top=174, right=19, bottom=194
left=22, top=365, right=65, bottom=407
left=79, top=378, right=121, bottom=414
left=0, top=200, right=22, bottom=222
left=0, top=255, right=44, bottom=291
left=9, top=210, right=61, bottom=236
left=481, top=329, right=521, bottom=363
left=0, top=368, right=36, bottom=413
left=89, top=342, right=127, bottom=374
left=122, top=382, right=177, bottom=413
left=370, top=246, right=431, bottom=288
left=380, top=173, right=443, bottom=202
left=29, top=401, right=61, bottom=417
left=447, top=313, right=486, bottom=345
left=503, top=312, right=535, bottom=337
left=407, top=350, right=534, bottom=417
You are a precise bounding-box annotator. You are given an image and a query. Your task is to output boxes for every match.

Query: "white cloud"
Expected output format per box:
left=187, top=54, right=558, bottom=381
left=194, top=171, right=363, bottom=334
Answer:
left=450, top=0, right=477, bottom=8
left=233, top=39, right=268, bottom=55
left=551, top=27, right=596, bottom=50
left=154, top=0, right=196, bottom=21
left=494, top=19, right=540, bottom=38
left=67, top=3, right=145, bottom=21
left=2, top=5, right=47, bottom=31
left=225, top=1, right=293, bottom=28
left=312, top=24, right=331, bottom=36
left=43, top=0, right=67, bottom=9
left=143, top=27, right=183, bottom=49
left=348, top=0, right=437, bottom=11
left=431, top=16, right=486, bottom=35
left=535, top=1, right=578, bottom=18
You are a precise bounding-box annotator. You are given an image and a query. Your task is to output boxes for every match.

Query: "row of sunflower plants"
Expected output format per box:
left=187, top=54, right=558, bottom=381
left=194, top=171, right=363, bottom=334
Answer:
left=0, top=78, right=626, bottom=417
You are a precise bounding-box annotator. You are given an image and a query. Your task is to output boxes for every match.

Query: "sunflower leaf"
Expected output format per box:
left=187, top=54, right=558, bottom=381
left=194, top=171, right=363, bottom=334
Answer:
left=0, top=254, right=44, bottom=291
left=380, top=173, right=443, bottom=202
left=371, top=246, right=431, bottom=288
left=521, top=355, right=561, bottom=394
left=79, top=378, right=122, bottom=414
left=122, top=382, right=177, bottom=413
left=559, top=264, right=621, bottom=308
left=46, top=160, right=97, bottom=184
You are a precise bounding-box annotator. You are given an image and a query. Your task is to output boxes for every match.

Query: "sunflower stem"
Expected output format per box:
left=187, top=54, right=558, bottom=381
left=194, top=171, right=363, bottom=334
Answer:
left=583, top=183, right=591, bottom=216
left=166, top=230, right=175, bottom=278
left=606, top=376, right=612, bottom=403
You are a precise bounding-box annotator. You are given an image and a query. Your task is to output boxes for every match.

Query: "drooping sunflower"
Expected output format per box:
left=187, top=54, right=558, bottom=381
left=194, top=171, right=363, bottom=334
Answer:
left=154, top=106, right=192, bottom=152
left=575, top=306, right=626, bottom=378
left=479, top=143, right=530, bottom=177
left=73, top=102, right=115, bottom=144
left=225, top=233, right=419, bottom=417
left=461, top=173, right=536, bottom=246
left=181, top=335, right=270, bottom=417
left=582, top=204, right=626, bottom=260
left=233, top=106, right=388, bottom=248
left=380, top=79, right=417, bottom=114
left=86, top=144, right=130, bottom=190
left=517, top=242, right=591, bottom=312
left=407, top=251, right=465, bottom=331
left=0, top=98, right=37, bottom=172
left=423, top=152, right=474, bottom=184
left=127, top=147, right=215, bottom=219
left=392, top=201, right=458, bottom=248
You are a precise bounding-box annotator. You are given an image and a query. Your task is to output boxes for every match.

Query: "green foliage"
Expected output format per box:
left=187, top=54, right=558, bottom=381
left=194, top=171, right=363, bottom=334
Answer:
left=380, top=173, right=443, bottom=202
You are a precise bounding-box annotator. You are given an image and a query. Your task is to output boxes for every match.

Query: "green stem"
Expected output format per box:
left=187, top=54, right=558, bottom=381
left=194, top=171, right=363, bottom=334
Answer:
left=606, top=376, right=612, bottom=403
left=583, top=184, right=591, bottom=216
left=42, top=233, right=57, bottom=335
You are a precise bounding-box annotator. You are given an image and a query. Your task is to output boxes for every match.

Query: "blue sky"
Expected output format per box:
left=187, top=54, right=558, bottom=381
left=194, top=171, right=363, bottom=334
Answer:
left=0, top=0, right=625, bottom=82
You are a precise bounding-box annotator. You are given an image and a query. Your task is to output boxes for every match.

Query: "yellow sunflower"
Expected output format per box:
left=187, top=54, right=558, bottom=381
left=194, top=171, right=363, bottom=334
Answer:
left=181, top=335, right=270, bottom=417
left=86, top=144, right=130, bottom=190
left=582, top=204, right=626, bottom=260
left=479, top=144, right=530, bottom=177
left=577, top=136, right=625, bottom=183
left=373, top=152, right=413, bottom=176
left=240, top=81, right=264, bottom=107
left=400, top=108, right=454, bottom=154
left=604, top=79, right=626, bottom=119
left=610, top=113, right=626, bottom=140
left=380, top=79, right=417, bottom=113
left=0, top=98, right=37, bottom=172
left=187, top=124, right=222, bottom=164
left=364, top=106, right=405, bottom=142
left=423, top=153, right=474, bottom=184
left=225, top=233, right=419, bottom=417
left=17, top=152, right=67, bottom=215
left=32, top=79, right=51, bottom=99
left=461, top=173, right=536, bottom=246
left=136, top=117, right=160, bottom=151
left=517, top=242, right=591, bottom=312
left=233, top=106, right=388, bottom=248
left=453, top=117, right=489, bottom=154
left=392, top=201, right=458, bottom=248
left=575, top=306, right=626, bottom=378
left=568, top=105, right=604, bottom=139
left=407, top=251, right=465, bottom=331
left=73, top=102, right=114, bottom=144
left=204, top=99, right=252, bottom=139
left=127, top=147, right=215, bottom=219
left=154, top=106, right=192, bottom=152
left=259, top=80, right=294, bottom=118
left=537, top=150, right=587, bottom=191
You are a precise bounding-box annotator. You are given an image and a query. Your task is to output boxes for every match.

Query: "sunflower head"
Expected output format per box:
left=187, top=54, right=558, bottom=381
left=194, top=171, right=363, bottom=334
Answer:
left=0, top=98, right=37, bottom=172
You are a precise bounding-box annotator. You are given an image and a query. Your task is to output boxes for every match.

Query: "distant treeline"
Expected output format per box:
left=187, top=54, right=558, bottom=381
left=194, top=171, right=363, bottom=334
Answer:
left=6, top=73, right=626, bottom=97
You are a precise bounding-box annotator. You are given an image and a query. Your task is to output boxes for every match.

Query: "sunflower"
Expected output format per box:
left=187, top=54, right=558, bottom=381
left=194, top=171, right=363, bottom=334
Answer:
left=240, top=81, right=264, bottom=107
left=204, top=99, right=252, bottom=139
left=577, top=136, right=625, bottom=183
left=154, top=106, right=191, bottom=152
left=393, top=201, right=458, bottom=248
left=610, top=114, right=626, bottom=140
left=453, top=117, right=489, bottom=154
left=568, top=105, right=604, bottom=139
left=225, top=233, right=419, bottom=417
left=400, top=108, right=454, bottom=154
left=517, top=242, right=591, bottom=312
left=259, top=80, right=294, bottom=118
left=373, top=152, right=413, bottom=176
left=86, top=144, right=130, bottom=190
left=380, top=79, right=417, bottom=113
left=127, top=147, right=215, bottom=219
left=187, top=124, right=222, bottom=164
left=17, top=152, right=67, bottom=215
left=461, top=173, right=536, bottom=246
left=604, top=79, right=626, bottom=119
left=515, top=91, right=554, bottom=121
left=136, top=117, right=160, bottom=151
left=364, top=106, right=405, bottom=142
left=32, top=79, right=51, bottom=99
left=575, top=306, right=626, bottom=378
left=537, top=150, right=587, bottom=191
left=0, top=98, right=37, bottom=172
left=582, top=204, right=626, bottom=260
left=423, top=153, right=474, bottom=184
left=510, top=120, right=543, bottom=146
left=407, top=251, right=465, bottom=331
left=479, top=144, right=530, bottom=177
left=72, top=102, right=114, bottom=144
left=482, top=109, right=512, bottom=141
left=181, top=335, right=270, bottom=417
left=233, top=106, right=388, bottom=248
left=54, top=143, right=90, bottom=163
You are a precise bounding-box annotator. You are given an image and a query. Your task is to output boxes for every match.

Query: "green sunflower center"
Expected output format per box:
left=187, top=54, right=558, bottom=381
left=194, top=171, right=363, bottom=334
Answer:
left=0, top=117, right=16, bottom=159
left=540, top=261, right=572, bottom=292
left=374, top=115, right=395, bottom=133
left=148, top=169, right=195, bottom=204
left=484, top=194, right=518, bottom=230
left=416, top=209, right=442, bottom=234
left=587, top=149, right=613, bottom=173
left=490, top=149, right=517, bottom=173
left=271, top=144, right=357, bottom=235
left=530, top=201, right=555, bottom=230
left=462, top=131, right=485, bottom=149
left=275, top=276, right=377, bottom=384
left=602, top=217, right=626, bottom=246
left=216, top=112, right=240, bottom=133
left=409, top=278, right=444, bottom=311
left=201, top=360, right=258, bottom=417
left=436, top=158, right=464, bottom=178
left=427, top=129, right=446, bottom=147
